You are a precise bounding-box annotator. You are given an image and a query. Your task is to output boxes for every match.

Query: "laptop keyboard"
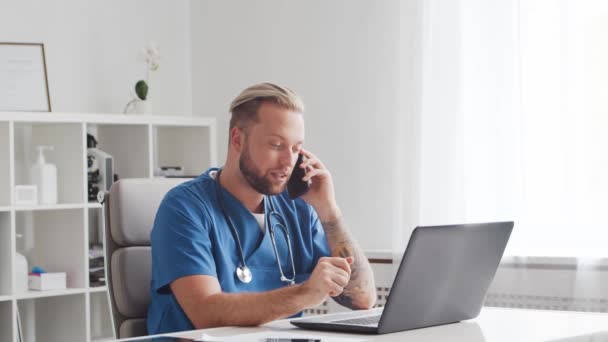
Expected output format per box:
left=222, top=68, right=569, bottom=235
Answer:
left=331, top=314, right=381, bottom=326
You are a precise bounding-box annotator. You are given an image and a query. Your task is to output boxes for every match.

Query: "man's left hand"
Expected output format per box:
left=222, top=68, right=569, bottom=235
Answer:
left=297, top=149, right=341, bottom=222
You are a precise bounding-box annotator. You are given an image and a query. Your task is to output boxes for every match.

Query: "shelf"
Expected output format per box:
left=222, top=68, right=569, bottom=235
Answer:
left=0, top=112, right=215, bottom=127
left=89, top=291, right=114, bottom=341
left=16, top=209, right=86, bottom=289
left=153, top=125, right=212, bottom=177
left=87, top=202, right=102, bottom=209
left=0, top=122, right=10, bottom=207
left=89, top=123, right=150, bottom=178
left=87, top=207, right=105, bottom=292
left=0, top=113, right=217, bottom=342
left=88, top=286, right=107, bottom=293
left=14, top=203, right=88, bottom=211
left=13, top=122, right=85, bottom=204
left=18, top=292, right=87, bottom=342
left=14, top=288, right=88, bottom=300
left=0, top=213, right=11, bottom=296
left=0, top=301, right=12, bottom=342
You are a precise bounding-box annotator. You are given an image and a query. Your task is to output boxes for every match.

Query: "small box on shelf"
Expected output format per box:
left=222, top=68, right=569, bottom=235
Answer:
left=154, top=166, right=184, bottom=177
left=14, top=184, right=38, bottom=206
left=28, top=272, right=67, bottom=291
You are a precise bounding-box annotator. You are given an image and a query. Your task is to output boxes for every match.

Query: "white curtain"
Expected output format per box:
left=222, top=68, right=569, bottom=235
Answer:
left=400, top=0, right=608, bottom=258
left=515, top=0, right=608, bottom=257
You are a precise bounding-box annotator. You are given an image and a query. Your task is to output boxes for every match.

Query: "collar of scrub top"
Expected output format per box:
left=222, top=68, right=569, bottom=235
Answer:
left=214, top=169, right=296, bottom=285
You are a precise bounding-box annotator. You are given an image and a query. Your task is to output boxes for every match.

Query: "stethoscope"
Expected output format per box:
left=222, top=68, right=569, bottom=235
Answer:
left=215, top=170, right=296, bottom=285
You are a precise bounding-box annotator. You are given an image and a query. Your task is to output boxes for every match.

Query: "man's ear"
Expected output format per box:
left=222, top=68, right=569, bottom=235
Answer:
left=230, top=127, right=245, bottom=152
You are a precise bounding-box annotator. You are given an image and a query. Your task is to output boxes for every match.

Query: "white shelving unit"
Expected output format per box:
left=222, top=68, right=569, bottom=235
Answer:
left=0, top=112, right=217, bottom=342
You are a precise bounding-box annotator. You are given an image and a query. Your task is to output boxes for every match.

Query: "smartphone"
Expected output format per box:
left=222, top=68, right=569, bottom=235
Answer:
left=287, top=153, right=311, bottom=199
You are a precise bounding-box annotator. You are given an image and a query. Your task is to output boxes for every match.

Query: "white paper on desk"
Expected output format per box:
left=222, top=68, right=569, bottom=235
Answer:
left=197, top=331, right=369, bottom=342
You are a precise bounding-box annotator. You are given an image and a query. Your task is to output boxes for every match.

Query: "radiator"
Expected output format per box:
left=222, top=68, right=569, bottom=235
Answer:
left=304, top=256, right=608, bottom=315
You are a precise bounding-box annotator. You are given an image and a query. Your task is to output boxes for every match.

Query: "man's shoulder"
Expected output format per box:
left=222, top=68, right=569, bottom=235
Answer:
left=159, top=169, right=219, bottom=214
left=153, top=170, right=219, bottom=234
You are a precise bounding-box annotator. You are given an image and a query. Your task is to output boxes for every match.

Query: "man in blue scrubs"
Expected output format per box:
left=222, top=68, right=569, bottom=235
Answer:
left=148, top=83, right=376, bottom=334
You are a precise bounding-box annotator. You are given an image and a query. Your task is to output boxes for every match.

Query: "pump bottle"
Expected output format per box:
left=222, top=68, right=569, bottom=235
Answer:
left=30, top=146, right=57, bottom=204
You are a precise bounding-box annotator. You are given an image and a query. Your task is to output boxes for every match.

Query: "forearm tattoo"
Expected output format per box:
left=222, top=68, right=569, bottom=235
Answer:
left=322, top=217, right=376, bottom=309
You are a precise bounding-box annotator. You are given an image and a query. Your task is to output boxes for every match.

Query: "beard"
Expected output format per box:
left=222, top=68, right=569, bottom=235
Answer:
left=239, top=143, right=286, bottom=196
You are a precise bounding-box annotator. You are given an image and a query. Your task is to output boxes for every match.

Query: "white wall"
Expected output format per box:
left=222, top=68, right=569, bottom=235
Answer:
left=0, top=0, right=192, bottom=115
left=191, top=0, right=416, bottom=251
left=1, top=0, right=418, bottom=251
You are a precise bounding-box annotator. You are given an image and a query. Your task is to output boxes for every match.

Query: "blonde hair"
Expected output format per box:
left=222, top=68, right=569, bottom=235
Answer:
left=228, top=82, right=305, bottom=131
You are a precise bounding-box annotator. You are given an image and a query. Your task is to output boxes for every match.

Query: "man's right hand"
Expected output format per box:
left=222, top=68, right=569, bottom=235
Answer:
left=301, top=256, right=354, bottom=307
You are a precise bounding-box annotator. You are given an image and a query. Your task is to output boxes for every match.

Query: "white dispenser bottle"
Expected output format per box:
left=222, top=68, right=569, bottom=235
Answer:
left=15, top=234, right=29, bottom=293
left=30, top=146, right=58, bottom=204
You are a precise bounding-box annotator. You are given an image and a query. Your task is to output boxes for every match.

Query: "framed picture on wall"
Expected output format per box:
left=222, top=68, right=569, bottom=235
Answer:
left=0, top=42, right=52, bottom=112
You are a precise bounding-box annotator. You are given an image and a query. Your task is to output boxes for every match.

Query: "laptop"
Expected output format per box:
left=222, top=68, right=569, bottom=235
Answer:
left=291, top=221, right=514, bottom=334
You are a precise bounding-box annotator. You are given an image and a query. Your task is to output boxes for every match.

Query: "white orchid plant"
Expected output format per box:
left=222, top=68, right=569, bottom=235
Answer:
left=124, top=42, right=160, bottom=113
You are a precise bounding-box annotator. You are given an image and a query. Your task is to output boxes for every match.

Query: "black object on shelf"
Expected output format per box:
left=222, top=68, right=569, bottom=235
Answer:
left=87, top=133, right=116, bottom=201
left=89, top=243, right=106, bottom=287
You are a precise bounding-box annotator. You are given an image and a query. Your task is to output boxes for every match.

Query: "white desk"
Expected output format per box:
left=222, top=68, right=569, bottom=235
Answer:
left=130, top=307, right=608, bottom=342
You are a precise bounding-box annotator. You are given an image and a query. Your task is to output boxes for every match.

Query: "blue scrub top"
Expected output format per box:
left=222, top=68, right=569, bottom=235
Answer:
left=147, top=168, right=331, bottom=334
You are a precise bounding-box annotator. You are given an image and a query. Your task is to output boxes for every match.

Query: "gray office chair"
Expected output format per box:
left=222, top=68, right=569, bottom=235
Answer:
left=102, top=178, right=187, bottom=339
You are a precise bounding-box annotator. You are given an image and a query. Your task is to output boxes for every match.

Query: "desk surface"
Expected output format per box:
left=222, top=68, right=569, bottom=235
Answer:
left=134, top=307, right=608, bottom=342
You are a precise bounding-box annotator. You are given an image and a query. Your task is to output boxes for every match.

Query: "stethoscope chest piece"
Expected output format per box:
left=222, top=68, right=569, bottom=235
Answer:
left=236, top=265, right=253, bottom=283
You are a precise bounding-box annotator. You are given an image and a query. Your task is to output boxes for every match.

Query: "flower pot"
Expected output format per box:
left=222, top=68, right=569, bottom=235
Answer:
left=135, top=100, right=149, bottom=114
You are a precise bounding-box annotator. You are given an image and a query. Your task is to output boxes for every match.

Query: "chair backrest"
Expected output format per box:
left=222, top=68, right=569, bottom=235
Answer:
left=103, top=178, right=187, bottom=339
